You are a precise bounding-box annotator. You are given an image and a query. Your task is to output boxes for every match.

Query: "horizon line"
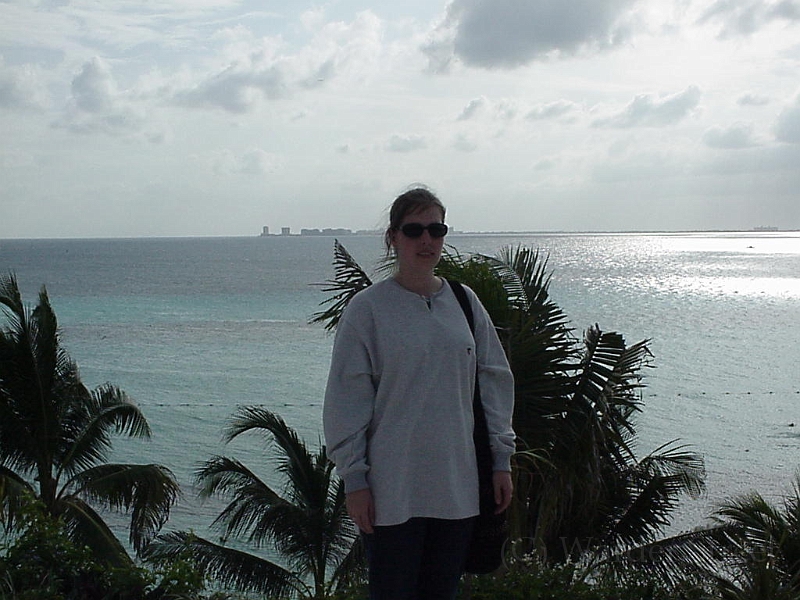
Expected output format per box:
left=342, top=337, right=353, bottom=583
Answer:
left=2, top=228, right=799, bottom=242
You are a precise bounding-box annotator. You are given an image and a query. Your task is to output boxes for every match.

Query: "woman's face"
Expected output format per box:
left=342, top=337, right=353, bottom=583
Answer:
left=390, top=205, right=447, bottom=275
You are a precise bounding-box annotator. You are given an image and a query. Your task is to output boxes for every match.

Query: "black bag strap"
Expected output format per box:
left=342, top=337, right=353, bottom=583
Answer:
left=447, top=280, right=495, bottom=513
left=448, top=278, right=475, bottom=333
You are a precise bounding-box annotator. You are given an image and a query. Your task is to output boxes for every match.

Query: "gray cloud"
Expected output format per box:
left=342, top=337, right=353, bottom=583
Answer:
left=427, top=0, right=638, bottom=70
left=457, top=97, right=487, bottom=120
left=698, top=0, right=800, bottom=37
left=593, top=85, right=701, bottom=128
left=212, top=148, right=277, bottom=175
left=774, top=95, right=800, bottom=143
left=71, top=58, right=115, bottom=113
left=53, top=57, right=149, bottom=137
left=386, top=134, right=427, bottom=152
left=703, top=123, right=758, bottom=148
left=737, top=92, right=771, bottom=106
left=452, top=133, right=477, bottom=152
left=176, top=66, right=287, bottom=113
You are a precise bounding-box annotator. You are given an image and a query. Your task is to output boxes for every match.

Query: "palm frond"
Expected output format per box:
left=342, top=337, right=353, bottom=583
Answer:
left=309, top=240, right=373, bottom=331
left=600, top=525, right=735, bottom=589
left=0, top=273, right=25, bottom=318
left=145, top=531, right=307, bottom=598
left=58, top=384, right=151, bottom=477
left=225, top=406, right=329, bottom=512
left=329, top=535, right=367, bottom=592
left=196, top=455, right=286, bottom=547
left=59, top=495, right=134, bottom=567
left=64, top=462, right=180, bottom=554
left=0, top=467, right=34, bottom=531
left=611, top=442, right=707, bottom=548
left=487, top=245, right=553, bottom=311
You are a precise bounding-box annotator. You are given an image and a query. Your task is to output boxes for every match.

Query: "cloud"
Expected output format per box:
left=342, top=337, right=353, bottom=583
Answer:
left=494, top=99, right=519, bottom=120
left=698, top=0, right=800, bottom=37
left=526, top=100, right=578, bottom=120
left=212, top=148, right=278, bottom=175
left=386, top=133, right=427, bottom=152
left=457, top=96, right=487, bottom=120
left=533, top=158, right=556, bottom=170
left=174, top=11, right=384, bottom=113
left=452, top=133, right=477, bottom=152
left=737, top=92, right=771, bottom=106
left=774, top=95, right=800, bottom=143
left=703, top=123, right=758, bottom=148
left=0, top=59, right=49, bottom=110
left=53, top=57, right=150, bottom=137
left=426, top=0, right=638, bottom=70
left=177, top=65, right=287, bottom=113
left=71, top=56, right=116, bottom=113
left=593, top=85, right=701, bottom=128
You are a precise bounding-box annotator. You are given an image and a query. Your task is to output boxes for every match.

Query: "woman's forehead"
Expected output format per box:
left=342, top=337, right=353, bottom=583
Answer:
left=402, top=205, right=444, bottom=222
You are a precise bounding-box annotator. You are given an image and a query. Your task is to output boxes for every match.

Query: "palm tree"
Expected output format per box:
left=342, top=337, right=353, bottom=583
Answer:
left=0, top=274, right=179, bottom=566
left=708, top=474, right=800, bottom=599
left=146, top=406, right=363, bottom=599
left=312, top=240, right=706, bottom=572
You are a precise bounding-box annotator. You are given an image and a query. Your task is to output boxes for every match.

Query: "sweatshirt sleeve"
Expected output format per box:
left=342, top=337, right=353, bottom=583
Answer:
left=468, top=287, right=516, bottom=472
left=323, top=312, right=376, bottom=493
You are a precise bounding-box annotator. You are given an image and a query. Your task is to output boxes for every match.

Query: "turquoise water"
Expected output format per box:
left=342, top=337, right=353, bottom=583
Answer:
left=2, top=232, right=799, bottom=538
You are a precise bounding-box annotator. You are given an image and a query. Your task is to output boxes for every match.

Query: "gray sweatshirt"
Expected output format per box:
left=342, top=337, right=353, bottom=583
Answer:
left=323, top=277, right=515, bottom=526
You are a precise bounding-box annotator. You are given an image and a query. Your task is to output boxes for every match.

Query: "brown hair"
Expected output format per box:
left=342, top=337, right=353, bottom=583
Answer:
left=384, top=187, right=446, bottom=253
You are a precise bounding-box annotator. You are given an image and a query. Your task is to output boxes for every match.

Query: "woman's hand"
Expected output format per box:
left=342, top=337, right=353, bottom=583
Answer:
left=492, top=471, right=513, bottom=514
left=346, top=488, right=375, bottom=534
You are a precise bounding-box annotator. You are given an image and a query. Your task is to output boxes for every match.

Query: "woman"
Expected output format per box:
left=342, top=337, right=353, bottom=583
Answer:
left=323, top=187, right=515, bottom=600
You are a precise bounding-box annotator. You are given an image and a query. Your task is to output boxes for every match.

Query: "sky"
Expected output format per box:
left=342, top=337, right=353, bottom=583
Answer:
left=1, top=0, right=799, bottom=238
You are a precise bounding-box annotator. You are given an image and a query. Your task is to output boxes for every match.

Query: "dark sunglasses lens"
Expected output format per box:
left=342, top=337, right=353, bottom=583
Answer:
left=400, top=223, right=448, bottom=238
left=428, top=223, right=448, bottom=238
left=401, top=223, right=425, bottom=238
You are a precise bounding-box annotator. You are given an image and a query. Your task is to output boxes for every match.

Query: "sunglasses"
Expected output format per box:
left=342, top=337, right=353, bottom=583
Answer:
left=397, top=222, right=449, bottom=239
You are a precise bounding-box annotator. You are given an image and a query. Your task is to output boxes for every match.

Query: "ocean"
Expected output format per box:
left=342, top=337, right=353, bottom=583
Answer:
left=1, top=232, right=799, bottom=542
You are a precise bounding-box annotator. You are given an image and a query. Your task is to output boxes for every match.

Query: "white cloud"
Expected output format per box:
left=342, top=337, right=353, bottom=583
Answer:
left=426, top=0, right=639, bottom=70
left=774, top=94, right=800, bottom=143
left=703, top=123, right=759, bottom=148
left=452, top=132, right=477, bottom=152
left=386, top=133, right=427, bottom=152
left=593, top=85, right=702, bottom=128
left=172, top=11, right=384, bottom=113
left=0, top=59, right=49, bottom=110
left=698, top=0, right=800, bottom=37
left=526, top=100, right=578, bottom=120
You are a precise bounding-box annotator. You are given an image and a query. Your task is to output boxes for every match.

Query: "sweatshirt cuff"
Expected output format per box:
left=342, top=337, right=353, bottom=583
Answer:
left=343, top=471, right=369, bottom=494
left=493, top=451, right=513, bottom=473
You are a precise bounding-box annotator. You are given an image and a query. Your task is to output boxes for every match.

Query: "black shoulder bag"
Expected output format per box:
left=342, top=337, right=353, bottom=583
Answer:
left=448, top=279, right=509, bottom=574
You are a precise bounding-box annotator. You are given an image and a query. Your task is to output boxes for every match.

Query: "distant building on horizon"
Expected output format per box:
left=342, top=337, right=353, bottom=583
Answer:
left=259, top=225, right=382, bottom=236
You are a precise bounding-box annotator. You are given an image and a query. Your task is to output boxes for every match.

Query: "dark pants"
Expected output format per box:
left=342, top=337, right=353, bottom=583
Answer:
left=363, top=517, right=474, bottom=600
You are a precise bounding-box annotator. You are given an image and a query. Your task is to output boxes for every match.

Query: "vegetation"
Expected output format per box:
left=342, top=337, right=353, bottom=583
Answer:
left=702, top=473, right=800, bottom=599
left=0, top=494, right=222, bottom=599
left=146, top=406, right=363, bottom=599
left=0, top=274, right=179, bottom=568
